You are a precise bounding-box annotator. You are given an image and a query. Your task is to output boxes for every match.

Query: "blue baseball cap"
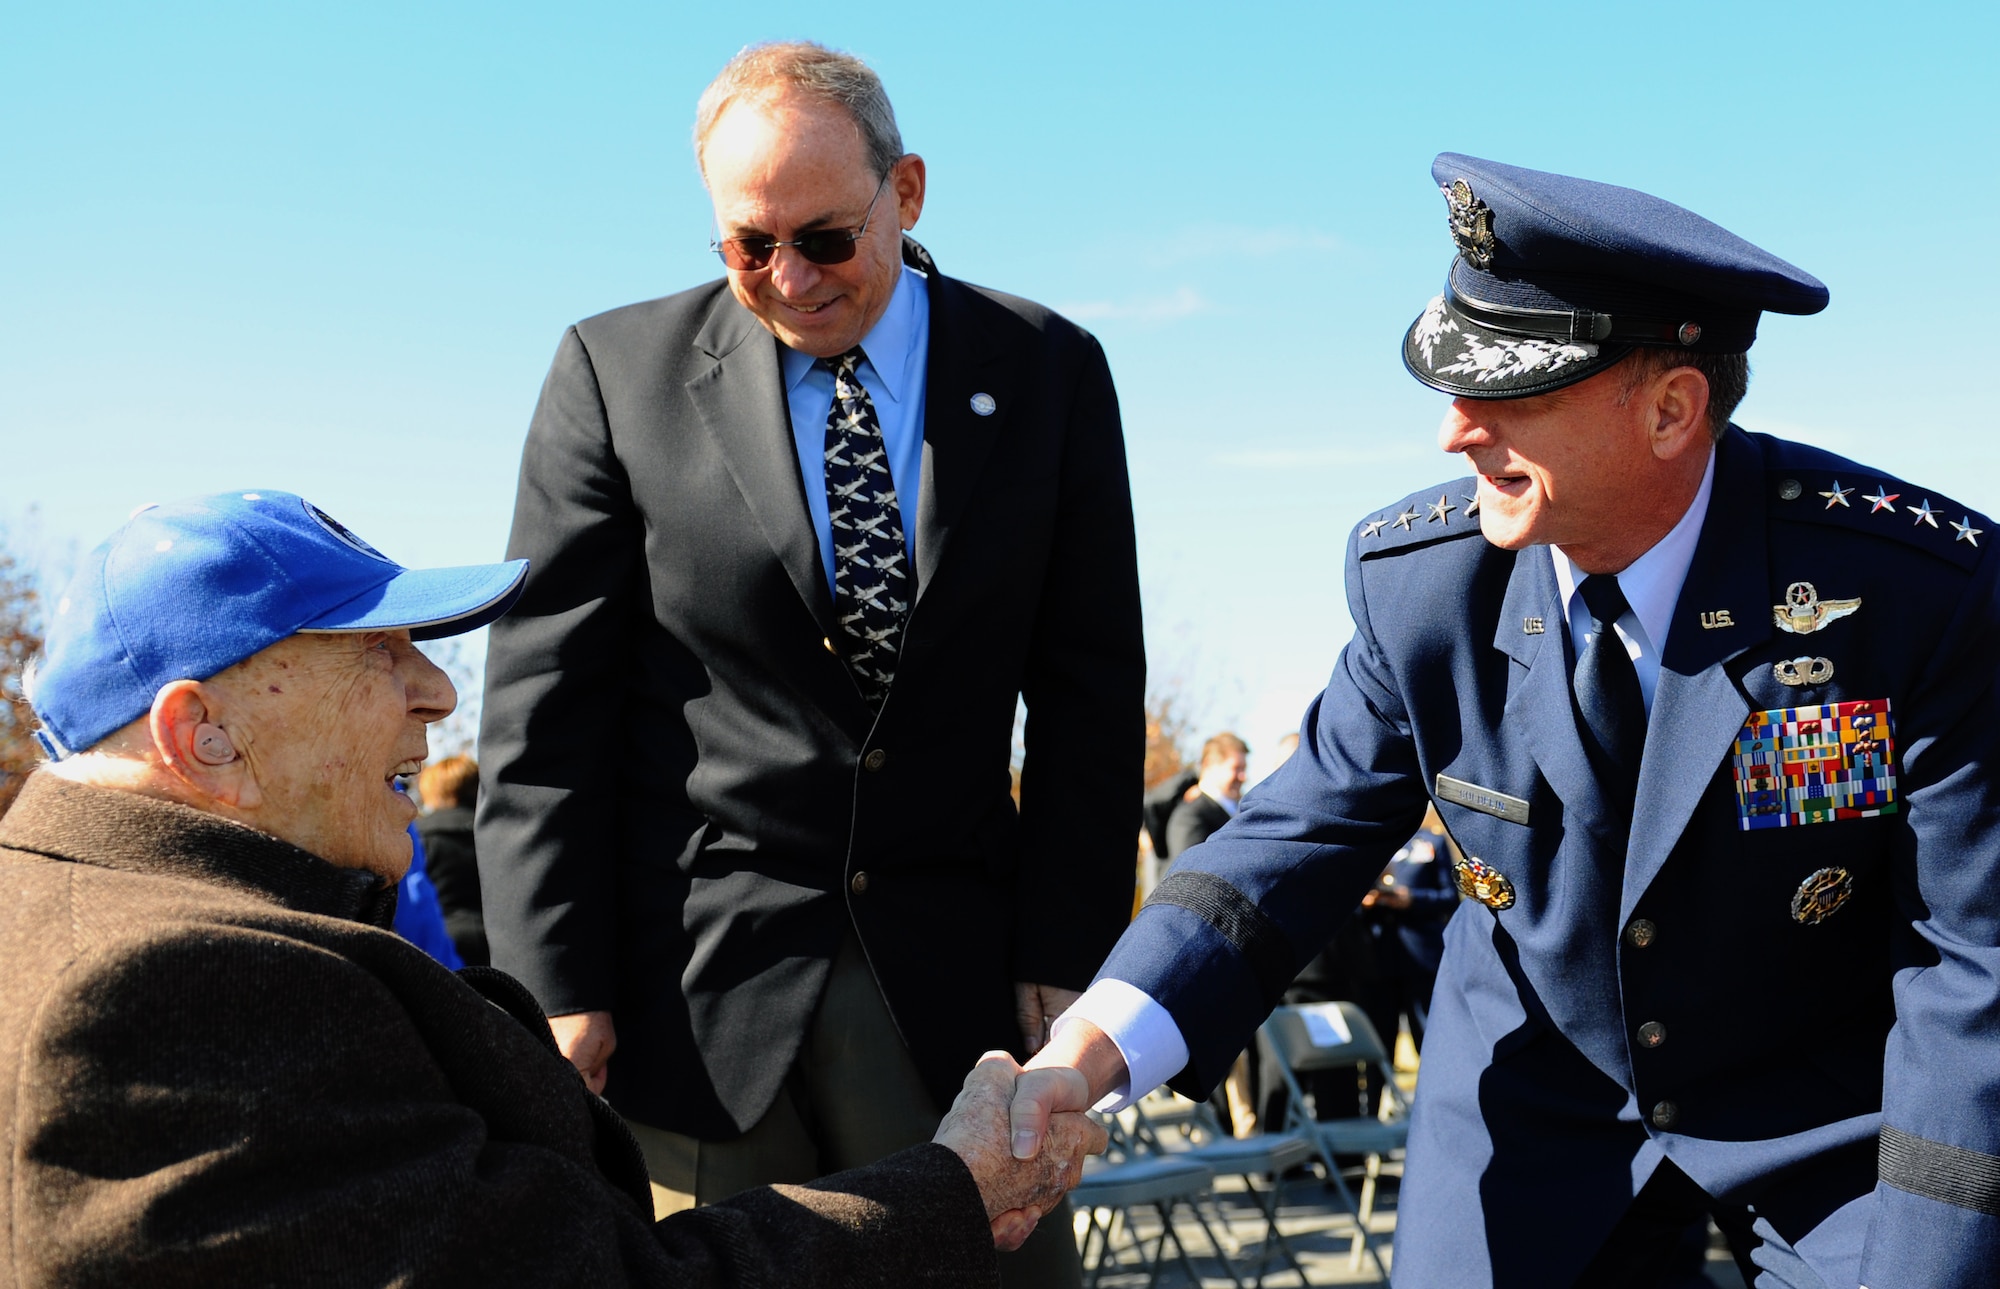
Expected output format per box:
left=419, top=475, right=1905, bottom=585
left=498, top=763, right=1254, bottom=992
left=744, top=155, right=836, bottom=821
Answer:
left=1404, top=153, right=1830, bottom=398
left=27, top=490, right=528, bottom=758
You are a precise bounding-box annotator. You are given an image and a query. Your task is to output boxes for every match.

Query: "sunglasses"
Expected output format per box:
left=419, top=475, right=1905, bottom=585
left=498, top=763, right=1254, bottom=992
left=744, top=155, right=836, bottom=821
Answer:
left=711, top=169, right=893, bottom=272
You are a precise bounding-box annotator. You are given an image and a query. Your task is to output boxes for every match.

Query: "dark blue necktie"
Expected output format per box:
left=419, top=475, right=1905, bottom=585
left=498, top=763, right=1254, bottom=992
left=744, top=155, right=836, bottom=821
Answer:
left=1574, top=574, right=1647, bottom=803
left=822, top=348, right=908, bottom=708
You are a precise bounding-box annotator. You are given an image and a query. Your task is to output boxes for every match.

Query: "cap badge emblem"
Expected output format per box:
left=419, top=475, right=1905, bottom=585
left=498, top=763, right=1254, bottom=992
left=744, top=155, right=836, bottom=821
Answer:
left=1677, top=321, right=1702, bottom=346
left=1773, top=581, right=1860, bottom=635
left=306, top=502, right=394, bottom=563
left=1791, top=866, right=1855, bottom=924
left=1452, top=856, right=1516, bottom=910
left=1443, top=179, right=1497, bottom=269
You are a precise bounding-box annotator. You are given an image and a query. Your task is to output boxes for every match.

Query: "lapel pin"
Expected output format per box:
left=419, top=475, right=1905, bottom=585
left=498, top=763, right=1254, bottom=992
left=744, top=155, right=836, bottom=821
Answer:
left=1700, top=609, right=1735, bottom=629
left=1773, top=581, right=1861, bottom=635
left=1523, top=616, right=1545, bottom=635
left=969, top=392, right=996, bottom=416
left=1773, top=656, right=1835, bottom=686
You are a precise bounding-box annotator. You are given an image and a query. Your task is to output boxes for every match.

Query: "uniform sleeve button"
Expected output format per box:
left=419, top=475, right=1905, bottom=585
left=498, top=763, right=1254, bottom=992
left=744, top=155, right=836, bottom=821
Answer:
left=1625, top=918, right=1658, bottom=949
left=1636, top=1021, right=1667, bottom=1049
left=850, top=871, right=870, bottom=895
left=863, top=748, right=888, bottom=771
left=1650, top=1100, right=1679, bottom=1129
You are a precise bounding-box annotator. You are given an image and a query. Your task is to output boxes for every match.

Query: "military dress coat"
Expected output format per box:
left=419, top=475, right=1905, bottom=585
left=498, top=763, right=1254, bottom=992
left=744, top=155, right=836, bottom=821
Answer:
left=0, top=775, right=999, bottom=1288
left=1101, top=427, right=2000, bottom=1288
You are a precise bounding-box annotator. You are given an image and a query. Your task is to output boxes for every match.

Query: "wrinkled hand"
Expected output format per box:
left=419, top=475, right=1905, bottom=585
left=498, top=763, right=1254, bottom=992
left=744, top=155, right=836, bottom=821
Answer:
left=549, top=1010, right=617, bottom=1095
left=936, top=1052, right=1107, bottom=1250
left=1013, top=981, right=1082, bottom=1055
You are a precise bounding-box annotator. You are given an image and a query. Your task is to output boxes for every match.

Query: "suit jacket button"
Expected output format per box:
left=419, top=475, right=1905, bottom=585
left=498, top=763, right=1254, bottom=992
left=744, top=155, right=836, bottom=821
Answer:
left=863, top=748, right=888, bottom=771
left=1636, top=1021, right=1667, bottom=1049
left=1625, top=918, right=1658, bottom=948
left=850, top=871, right=870, bottom=895
left=1650, top=1100, right=1679, bottom=1129
left=823, top=636, right=835, bottom=654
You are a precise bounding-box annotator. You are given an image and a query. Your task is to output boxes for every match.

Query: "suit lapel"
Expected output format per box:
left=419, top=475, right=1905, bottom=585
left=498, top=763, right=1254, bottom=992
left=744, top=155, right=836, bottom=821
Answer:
left=1494, top=546, right=1606, bottom=833
left=1620, top=428, right=1773, bottom=922
left=913, top=274, right=1008, bottom=603
left=683, top=296, right=837, bottom=636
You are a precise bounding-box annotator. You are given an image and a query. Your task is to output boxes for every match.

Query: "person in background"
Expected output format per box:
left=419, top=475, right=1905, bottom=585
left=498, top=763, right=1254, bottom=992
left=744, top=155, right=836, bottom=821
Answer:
left=417, top=754, right=485, bottom=965
left=1164, top=732, right=1249, bottom=860
left=393, top=803, right=464, bottom=969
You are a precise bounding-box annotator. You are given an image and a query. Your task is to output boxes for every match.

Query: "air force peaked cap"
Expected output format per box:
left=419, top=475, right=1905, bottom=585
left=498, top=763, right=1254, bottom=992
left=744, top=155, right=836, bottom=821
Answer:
left=1404, top=153, right=1829, bottom=398
left=27, top=490, right=528, bottom=759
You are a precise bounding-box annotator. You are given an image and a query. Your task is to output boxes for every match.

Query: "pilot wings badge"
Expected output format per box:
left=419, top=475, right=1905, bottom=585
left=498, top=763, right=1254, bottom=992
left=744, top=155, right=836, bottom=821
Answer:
left=1773, top=581, right=1861, bottom=635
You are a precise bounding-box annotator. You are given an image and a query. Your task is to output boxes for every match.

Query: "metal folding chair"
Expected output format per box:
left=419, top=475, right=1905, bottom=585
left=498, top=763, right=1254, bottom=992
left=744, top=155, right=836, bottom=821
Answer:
left=1070, top=1107, right=1243, bottom=1289
left=1128, top=1094, right=1316, bottom=1288
left=1259, top=1001, right=1410, bottom=1282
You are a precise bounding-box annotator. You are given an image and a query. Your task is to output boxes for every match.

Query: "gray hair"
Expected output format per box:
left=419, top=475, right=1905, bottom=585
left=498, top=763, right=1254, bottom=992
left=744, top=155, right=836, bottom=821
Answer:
left=694, top=41, right=903, bottom=181
left=1616, top=348, right=1752, bottom=441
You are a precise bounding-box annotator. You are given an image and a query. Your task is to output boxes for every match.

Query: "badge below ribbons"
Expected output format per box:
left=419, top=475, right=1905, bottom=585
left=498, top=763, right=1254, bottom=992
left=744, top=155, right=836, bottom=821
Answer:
left=1731, top=698, right=1897, bottom=830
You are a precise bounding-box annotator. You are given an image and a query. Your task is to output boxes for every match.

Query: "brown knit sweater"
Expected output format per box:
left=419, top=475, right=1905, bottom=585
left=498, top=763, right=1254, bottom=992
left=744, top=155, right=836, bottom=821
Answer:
left=0, top=775, right=998, bottom=1288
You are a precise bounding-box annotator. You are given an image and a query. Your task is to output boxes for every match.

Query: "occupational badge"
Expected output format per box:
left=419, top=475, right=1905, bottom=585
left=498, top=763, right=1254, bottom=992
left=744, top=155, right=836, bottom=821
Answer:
left=1731, top=699, right=1897, bottom=830
left=1772, top=656, right=1835, bottom=686
left=1443, top=179, right=1497, bottom=269
left=1772, top=581, right=1861, bottom=635
left=1452, top=856, right=1516, bottom=910
left=1791, top=866, right=1856, bottom=925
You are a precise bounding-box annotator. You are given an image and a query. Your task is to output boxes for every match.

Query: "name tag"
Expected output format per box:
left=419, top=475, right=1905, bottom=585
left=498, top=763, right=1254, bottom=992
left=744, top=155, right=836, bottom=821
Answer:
left=1731, top=698, right=1898, bottom=830
left=1435, top=774, right=1531, bottom=825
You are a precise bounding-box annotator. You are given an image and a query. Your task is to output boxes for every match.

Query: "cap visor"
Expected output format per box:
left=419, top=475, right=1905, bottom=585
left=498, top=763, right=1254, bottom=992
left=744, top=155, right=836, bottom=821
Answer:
left=297, top=560, right=529, bottom=639
left=1403, top=293, right=1628, bottom=399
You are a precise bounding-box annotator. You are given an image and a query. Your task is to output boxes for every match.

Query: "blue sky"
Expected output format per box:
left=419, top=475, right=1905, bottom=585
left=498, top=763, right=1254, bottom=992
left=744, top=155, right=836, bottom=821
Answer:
left=5, top=2, right=1995, bottom=772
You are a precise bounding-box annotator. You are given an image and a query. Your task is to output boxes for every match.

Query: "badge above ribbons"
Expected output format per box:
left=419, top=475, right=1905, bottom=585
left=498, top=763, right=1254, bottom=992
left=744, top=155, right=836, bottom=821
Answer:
left=1731, top=698, right=1898, bottom=830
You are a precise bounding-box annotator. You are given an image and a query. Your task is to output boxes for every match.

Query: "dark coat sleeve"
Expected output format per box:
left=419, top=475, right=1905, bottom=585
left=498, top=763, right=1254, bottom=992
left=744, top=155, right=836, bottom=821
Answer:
left=1009, top=331, right=1146, bottom=989
left=10, top=922, right=999, bottom=1288
left=476, top=323, right=646, bottom=1015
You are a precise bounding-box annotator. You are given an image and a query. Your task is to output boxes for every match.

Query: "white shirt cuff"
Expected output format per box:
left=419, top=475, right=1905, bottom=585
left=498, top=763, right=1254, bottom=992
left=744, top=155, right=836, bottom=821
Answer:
left=1051, top=978, right=1190, bottom=1113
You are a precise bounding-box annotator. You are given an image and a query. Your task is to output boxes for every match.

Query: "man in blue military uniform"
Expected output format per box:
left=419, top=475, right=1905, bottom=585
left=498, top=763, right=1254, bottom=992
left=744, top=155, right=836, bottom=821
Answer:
left=1012, top=155, right=2000, bottom=1288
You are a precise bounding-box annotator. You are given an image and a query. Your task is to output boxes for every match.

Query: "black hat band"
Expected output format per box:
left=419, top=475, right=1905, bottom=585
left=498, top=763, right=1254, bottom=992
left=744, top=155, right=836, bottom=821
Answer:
left=1445, top=275, right=1754, bottom=352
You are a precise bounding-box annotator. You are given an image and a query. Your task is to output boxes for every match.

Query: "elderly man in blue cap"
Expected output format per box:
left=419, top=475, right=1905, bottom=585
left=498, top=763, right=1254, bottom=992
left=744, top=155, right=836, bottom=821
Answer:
left=0, top=490, right=1100, bottom=1287
left=1012, top=156, right=2000, bottom=1288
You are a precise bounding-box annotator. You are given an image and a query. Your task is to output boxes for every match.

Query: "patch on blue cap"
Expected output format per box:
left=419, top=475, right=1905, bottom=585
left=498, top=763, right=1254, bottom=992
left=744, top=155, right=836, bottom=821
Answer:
left=305, top=501, right=394, bottom=563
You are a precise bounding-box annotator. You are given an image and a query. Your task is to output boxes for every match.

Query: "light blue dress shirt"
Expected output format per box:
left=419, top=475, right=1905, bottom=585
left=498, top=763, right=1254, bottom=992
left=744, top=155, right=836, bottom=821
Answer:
left=779, top=264, right=930, bottom=595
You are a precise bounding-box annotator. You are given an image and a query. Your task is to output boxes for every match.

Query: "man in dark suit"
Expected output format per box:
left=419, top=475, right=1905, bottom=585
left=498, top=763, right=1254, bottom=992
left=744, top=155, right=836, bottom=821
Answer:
left=1015, top=155, right=2000, bottom=1288
left=1163, top=731, right=1248, bottom=860
left=477, top=41, right=1141, bottom=1284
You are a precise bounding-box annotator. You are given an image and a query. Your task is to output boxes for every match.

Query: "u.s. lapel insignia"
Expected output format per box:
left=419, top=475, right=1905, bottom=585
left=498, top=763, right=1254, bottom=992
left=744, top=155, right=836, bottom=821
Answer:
left=1700, top=609, right=1735, bottom=630
left=1730, top=699, right=1897, bottom=830
left=1791, top=866, right=1855, bottom=924
left=1522, top=616, right=1545, bottom=635
left=1452, top=856, right=1515, bottom=910
left=1773, top=582, right=1861, bottom=634
left=1773, top=656, right=1835, bottom=686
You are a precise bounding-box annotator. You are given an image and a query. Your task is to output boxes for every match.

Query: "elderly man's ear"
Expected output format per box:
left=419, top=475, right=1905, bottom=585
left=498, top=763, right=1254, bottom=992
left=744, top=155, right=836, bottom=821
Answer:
left=149, top=681, right=261, bottom=809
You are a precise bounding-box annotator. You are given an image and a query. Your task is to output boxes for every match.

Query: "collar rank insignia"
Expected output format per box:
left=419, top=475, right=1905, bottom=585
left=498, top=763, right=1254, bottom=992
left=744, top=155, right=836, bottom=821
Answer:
left=1731, top=699, right=1897, bottom=831
left=1452, top=856, right=1515, bottom=910
left=1773, top=581, right=1861, bottom=635
left=1443, top=179, right=1497, bottom=269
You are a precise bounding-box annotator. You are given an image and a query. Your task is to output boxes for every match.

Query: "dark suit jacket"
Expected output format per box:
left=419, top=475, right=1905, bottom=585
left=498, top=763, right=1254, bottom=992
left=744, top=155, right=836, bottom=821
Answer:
left=0, top=775, right=998, bottom=1288
left=1102, top=427, right=2000, bottom=1287
left=478, top=246, right=1144, bottom=1137
left=1163, top=791, right=1230, bottom=860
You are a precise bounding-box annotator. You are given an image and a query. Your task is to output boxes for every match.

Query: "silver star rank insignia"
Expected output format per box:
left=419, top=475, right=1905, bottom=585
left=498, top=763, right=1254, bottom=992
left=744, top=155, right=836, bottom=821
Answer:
left=1819, top=480, right=1852, bottom=508
left=1863, top=484, right=1901, bottom=513
left=1953, top=516, right=1983, bottom=547
left=1392, top=507, right=1420, bottom=531
left=1360, top=518, right=1388, bottom=539
left=1464, top=493, right=1480, bottom=516
left=1907, top=498, right=1939, bottom=528
left=1425, top=493, right=1456, bottom=524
